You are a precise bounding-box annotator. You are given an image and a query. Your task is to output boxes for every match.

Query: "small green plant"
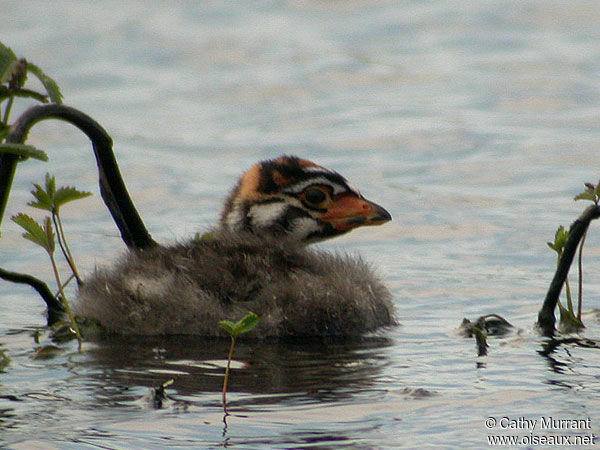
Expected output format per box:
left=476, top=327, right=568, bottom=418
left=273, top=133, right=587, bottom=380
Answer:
left=0, top=42, right=62, bottom=129
left=0, top=42, right=63, bottom=231
left=547, top=225, right=582, bottom=332
left=11, top=213, right=82, bottom=349
left=546, top=180, right=600, bottom=333
left=218, top=312, right=259, bottom=410
left=28, top=173, right=91, bottom=286
left=10, top=175, right=90, bottom=352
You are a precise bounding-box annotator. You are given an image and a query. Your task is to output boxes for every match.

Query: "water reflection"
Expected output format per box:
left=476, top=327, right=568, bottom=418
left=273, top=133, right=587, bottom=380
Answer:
left=538, top=337, right=600, bottom=376
left=80, top=335, right=395, bottom=407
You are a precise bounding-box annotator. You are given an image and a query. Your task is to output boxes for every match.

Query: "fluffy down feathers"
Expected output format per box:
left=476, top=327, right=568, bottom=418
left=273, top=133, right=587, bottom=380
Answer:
left=74, top=231, right=395, bottom=337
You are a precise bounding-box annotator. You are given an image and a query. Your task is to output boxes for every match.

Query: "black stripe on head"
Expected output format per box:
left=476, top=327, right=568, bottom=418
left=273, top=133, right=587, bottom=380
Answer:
left=259, top=155, right=354, bottom=195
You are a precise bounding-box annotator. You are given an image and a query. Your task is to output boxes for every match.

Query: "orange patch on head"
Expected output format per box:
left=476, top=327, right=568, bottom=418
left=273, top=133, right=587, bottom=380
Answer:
left=238, top=163, right=262, bottom=200
left=273, top=156, right=319, bottom=169
left=296, top=158, right=319, bottom=168
left=271, top=170, right=290, bottom=187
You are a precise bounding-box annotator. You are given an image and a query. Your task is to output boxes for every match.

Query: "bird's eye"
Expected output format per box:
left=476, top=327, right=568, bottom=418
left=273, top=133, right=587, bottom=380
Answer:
left=303, top=187, right=327, bottom=207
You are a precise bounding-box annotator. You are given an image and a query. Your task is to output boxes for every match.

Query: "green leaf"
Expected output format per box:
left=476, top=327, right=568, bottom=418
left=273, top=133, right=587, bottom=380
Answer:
left=28, top=182, right=54, bottom=212
left=234, top=312, right=259, bottom=336
left=53, top=186, right=92, bottom=209
left=26, top=62, right=63, bottom=104
left=0, top=143, right=49, bottom=162
left=7, top=88, right=48, bottom=103
left=44, top=172, right=56, bottom=197
left=548, top=226, right=569, bottom=255
left=574, top=191, right=597, bottom=202
left=27, top=174, right=92, bottom=213
left=0, top=42, right=18, bottom=84
left=218, top=312, right=259, bottom=338
left=11, top=213, right=55, bottom=253
left=218, top=320, right=235, bottom=336
left=557, top=301, right=584, bottom=333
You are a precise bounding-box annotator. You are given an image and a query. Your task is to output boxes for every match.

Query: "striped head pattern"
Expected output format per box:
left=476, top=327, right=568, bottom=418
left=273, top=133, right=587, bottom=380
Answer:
left=220, top=155, right=391, bottom=243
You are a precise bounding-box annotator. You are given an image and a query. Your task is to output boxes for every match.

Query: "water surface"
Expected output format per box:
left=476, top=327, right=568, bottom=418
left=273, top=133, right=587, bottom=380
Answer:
left=1, top=1, right=600, bottom=448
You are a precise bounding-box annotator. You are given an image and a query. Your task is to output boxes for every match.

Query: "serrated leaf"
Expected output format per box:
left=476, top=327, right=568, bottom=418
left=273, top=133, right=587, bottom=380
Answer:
left=44, top=173, right=56, bottom=197
left=53, top=186, right=92, bottom=209
left=26, top=62, right=62, bottom=104
left=11, top=213, right=54, bottom=253
left=0, top=42, right=18, bottom=84
left=0, top=143, right=48, bottom=161
left=549, top=226, right=568, bottom=255
left=28, top=182, right=54, bottom=212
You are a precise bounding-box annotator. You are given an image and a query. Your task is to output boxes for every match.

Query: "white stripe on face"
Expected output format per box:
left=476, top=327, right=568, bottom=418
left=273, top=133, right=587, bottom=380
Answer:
left=248, top=201, right=288, bottom=228
left=288, top=217, right=322, bottom=240
left=282, top=176, right=349, bottom=195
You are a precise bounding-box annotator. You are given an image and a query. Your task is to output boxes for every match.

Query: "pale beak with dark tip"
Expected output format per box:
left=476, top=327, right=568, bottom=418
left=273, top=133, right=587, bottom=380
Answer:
left=320, top=194, right=392, bottom=232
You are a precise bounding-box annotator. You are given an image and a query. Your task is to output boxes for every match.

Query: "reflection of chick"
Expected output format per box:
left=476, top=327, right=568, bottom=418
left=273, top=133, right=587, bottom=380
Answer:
left=75, top=156, right=395, bottom=337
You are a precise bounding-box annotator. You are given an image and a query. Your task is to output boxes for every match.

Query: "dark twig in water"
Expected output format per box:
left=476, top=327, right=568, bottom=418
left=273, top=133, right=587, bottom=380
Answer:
left=577, top=229, right=587, bottom=320
left=537, top=204, right=600, bottom=336
left=0, top=104, right=156, bottom=249
left=0, top=267, right=63, bottom=325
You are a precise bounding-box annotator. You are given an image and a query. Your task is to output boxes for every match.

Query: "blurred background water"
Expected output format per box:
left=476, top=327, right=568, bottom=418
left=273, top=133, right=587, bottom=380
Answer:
left=1, top=0, right=600, bottom=448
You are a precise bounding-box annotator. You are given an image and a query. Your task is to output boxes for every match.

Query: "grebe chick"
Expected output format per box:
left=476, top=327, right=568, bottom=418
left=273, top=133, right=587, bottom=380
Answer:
left=75, top=156, right=395, bottom=337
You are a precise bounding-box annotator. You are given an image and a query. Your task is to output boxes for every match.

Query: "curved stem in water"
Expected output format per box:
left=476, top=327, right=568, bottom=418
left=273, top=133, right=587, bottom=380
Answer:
left=577, top=229, right=587, bottom=320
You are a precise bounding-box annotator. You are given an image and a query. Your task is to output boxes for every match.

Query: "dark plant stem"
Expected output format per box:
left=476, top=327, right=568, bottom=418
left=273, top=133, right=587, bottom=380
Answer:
left=537, top=204, right=600, bottom=336
left=222, top=336, right=236, bottom=411
left=577, top=229, right=587, bottom=320
left=0, top=104, right=156, bottom=249
left=0, top=267, right=63, bottom=325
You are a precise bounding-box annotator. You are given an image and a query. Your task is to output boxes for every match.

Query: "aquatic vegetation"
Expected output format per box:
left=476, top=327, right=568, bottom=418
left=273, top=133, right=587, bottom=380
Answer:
left=218, top=312, right=259, bottom=410
left=459, top=314, right=513, bottom=357
left=0, top=40, right=153, bottom=337
left=537, top=180, right=600, bottom=336
left=0, top=42, right=62, bottom=229
left=27, top=173, right=91, bottom=286
left=10, top=173, right=92, bottom=350
left=11, top=212, right=83, bottom=349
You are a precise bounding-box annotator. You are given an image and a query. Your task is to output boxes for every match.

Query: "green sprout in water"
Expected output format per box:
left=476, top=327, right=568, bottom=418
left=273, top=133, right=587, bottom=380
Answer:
left=11, top=213, right=82, bottom=349
left=546, top=179, right=600, bottom=333
left=218, top=312, right=259, bottom=410
left=547, top=225, right=583, bottom=332
left=10, top=174, right=91, bottom=349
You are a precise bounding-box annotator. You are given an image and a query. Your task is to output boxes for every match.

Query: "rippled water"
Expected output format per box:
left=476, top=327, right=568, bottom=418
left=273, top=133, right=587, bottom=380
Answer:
left=2, top=1, right=600, bottom=448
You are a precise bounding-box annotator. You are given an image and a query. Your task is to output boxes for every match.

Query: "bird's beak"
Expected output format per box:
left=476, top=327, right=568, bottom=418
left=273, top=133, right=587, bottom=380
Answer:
left=319, top=194, right=392, bottom=232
